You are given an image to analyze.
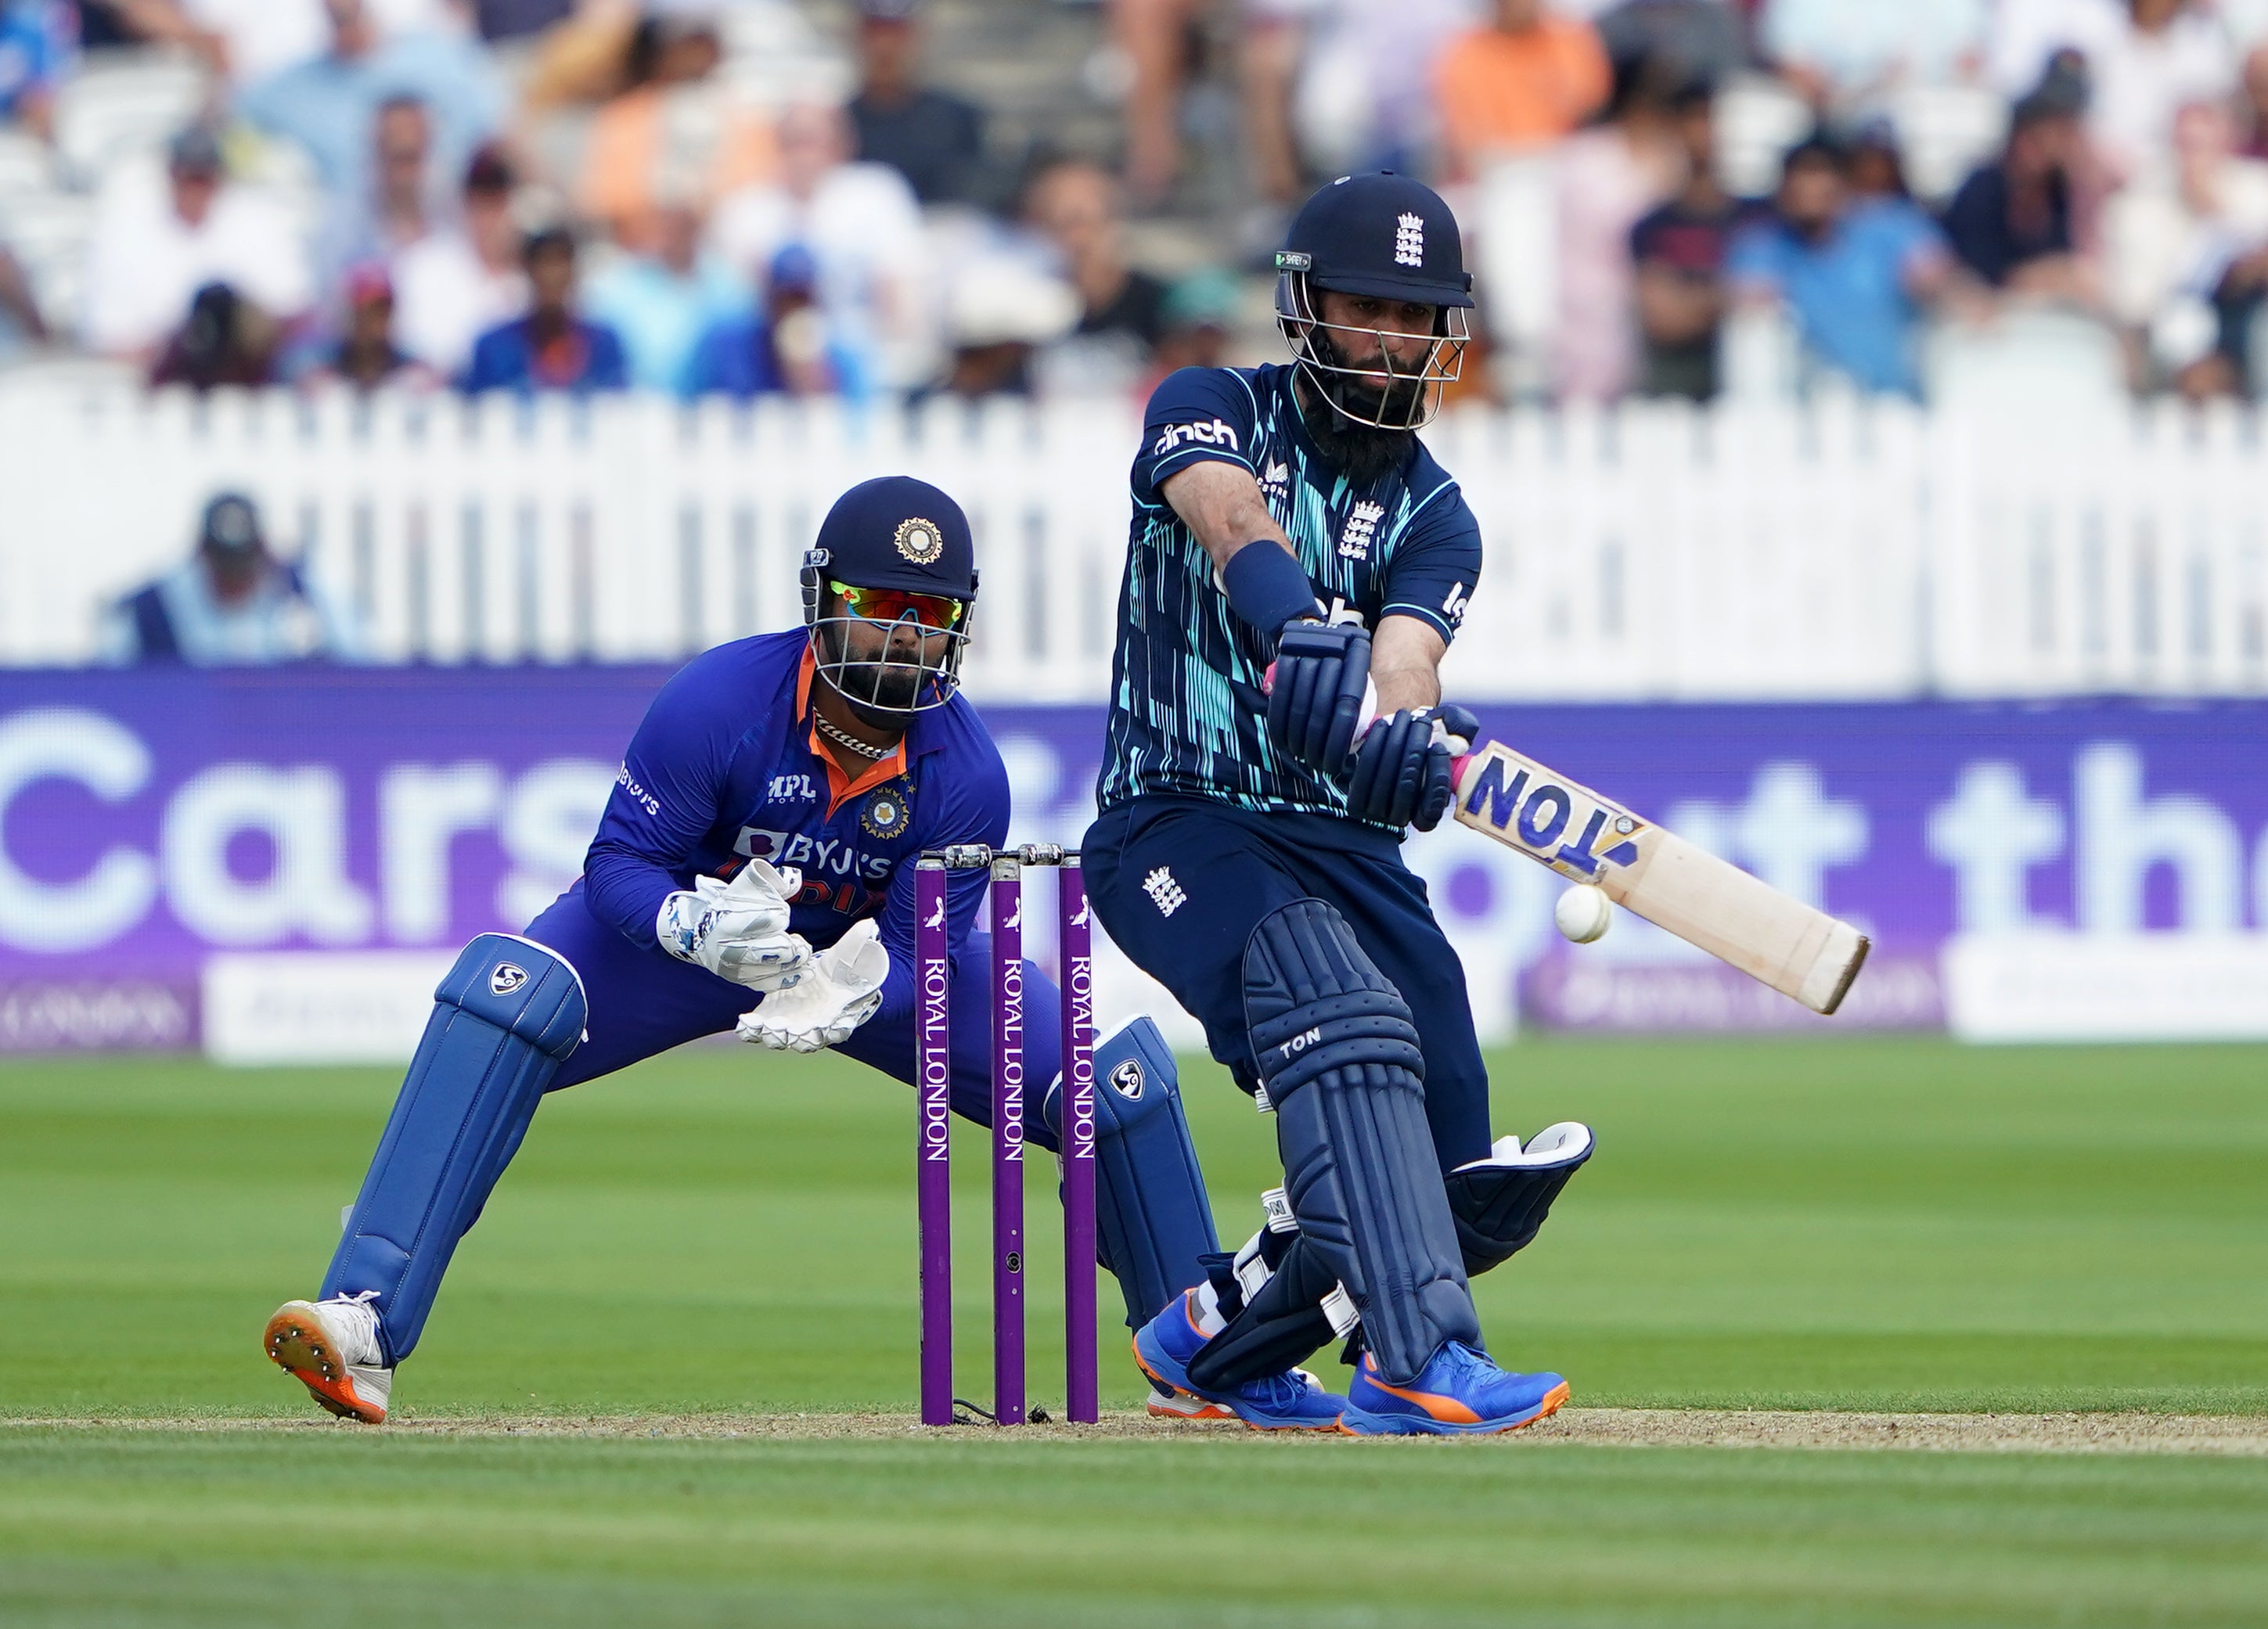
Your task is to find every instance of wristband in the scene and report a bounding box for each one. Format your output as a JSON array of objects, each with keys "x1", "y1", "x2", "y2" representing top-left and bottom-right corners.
[{"x1": 1221, "y1": 540, "x2": 1319, "y2": 638}]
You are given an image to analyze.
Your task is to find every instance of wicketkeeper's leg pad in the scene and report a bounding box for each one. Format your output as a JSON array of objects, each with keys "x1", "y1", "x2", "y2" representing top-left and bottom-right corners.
[
  {"x1": 1246, "y1": 898, "x2": 1480, "y2": 1386},
  {"x1": 321, "y1": 933, "x2": 585, "y2": 1363},
  {"x1": 1045, "y1": 1015, "x2": 1220, "y2": 1329},
  {"x1": 1445, "y1": 1122, "x2": 1594, "y2": 1276}
]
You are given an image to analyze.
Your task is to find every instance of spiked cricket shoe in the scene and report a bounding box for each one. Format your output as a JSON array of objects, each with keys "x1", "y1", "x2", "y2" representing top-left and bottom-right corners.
[
  {"x1": 1337, "y1": 1341, "x2": 1568, "y2": 1436},
  {"x1": 265, "y1": 1293, "x2": 393, "y2": 1423},
  {"x1": 1132, "y1": 1289, "x2": 1346, "y2": 1431}
]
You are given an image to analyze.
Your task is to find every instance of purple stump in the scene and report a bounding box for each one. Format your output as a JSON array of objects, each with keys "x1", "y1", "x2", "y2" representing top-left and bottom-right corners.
[
  {"x1": 1058, "y1": 858, "x2": 1100, "y2": 1423},
  {"x1": 915, "y1": 858, "x2": 953, "y2": 1426},
  {"x1": 989, "y1": 854, "x2": 1026, "y2": 1424}
]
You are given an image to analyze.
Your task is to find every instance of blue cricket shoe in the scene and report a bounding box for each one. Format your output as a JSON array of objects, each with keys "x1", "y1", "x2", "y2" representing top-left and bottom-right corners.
[
  {"x1": 1338, "y1": 1341, "x2": 1569, "y2": 1436},
  {"x1": 1132, "y1": 1289, "x2": 1348, "y2": 1431}
]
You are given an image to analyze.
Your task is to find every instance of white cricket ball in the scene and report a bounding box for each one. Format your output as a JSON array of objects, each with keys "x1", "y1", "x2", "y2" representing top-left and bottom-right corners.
[{"x1": 1554, "y1": 884, "x2": 1611, "y2": 944}]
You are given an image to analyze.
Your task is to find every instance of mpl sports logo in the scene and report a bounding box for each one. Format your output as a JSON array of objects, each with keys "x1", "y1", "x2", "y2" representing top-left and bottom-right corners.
[
  {"x1": 1461, "y1": 746, "x2": 1644, "y2": 880},
  {"x1": 1152, "y1": 419, "x2": 1240, "y2": 458}
]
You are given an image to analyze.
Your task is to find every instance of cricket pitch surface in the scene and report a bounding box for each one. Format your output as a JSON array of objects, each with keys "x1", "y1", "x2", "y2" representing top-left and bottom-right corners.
[{"x1": 16, "y1": 1409, "x2": 2268, "y2": 1455}]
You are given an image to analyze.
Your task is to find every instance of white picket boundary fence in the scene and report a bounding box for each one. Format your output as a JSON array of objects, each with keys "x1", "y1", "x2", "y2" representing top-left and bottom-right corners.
[{"x1": 2, "y1": 380, "x2": 2264, "y2": 699}]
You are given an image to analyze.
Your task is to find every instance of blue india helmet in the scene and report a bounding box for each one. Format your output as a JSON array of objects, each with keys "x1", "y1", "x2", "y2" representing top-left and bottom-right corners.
[
  {"x1": 1274, "y1": 172, "x2": 1474, "y2": 431},
  {"x1": 799, "y1": 475, "x2": 978, "y2": 718}
]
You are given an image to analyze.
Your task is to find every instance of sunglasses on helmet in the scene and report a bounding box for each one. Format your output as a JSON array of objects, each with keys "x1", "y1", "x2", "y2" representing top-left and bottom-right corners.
[{"x1": 830, "y1": 579, "x2": 967, "y2": 631}]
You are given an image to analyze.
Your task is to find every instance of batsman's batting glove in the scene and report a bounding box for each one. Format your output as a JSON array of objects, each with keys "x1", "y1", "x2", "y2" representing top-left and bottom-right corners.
[
  {"x1": 1348, "y1": 703, "x2": 1481, "y2": 832},
  {"x1": 1413, "y1": 703, "x2": 1480, "y2": 832},
  {"x1": 736, "y1": 918, "x2": 889, "y2": 1053},
  {"x1": 1265, "y1": 620, "x2": 1372, "y2": 775},
  {"x1": 658, "y1": 860, "x2": 813, "y2": 991}
]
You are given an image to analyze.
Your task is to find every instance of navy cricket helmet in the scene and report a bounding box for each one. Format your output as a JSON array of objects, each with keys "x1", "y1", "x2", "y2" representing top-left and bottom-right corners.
[
  {"x1": 800, "y1": 476, "x2": 978, "y2": 717},
  {"x1": 1275, "y1": 172, "x2": 1473, "y2": 430}
]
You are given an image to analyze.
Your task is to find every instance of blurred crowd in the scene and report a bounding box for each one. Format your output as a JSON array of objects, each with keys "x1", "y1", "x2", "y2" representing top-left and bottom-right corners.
[{"x1": 2, "y1": 0, "x2": 2267, "y2": 405}]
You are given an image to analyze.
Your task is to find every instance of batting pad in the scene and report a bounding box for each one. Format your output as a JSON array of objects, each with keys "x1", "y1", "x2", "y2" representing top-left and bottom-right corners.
[
  {"x1": 321, "y1": 933, "x2": 586, "y2": 1363},
  {"x1": 1045, "y1": 1016, "x2": 1220, "y2": 1328},
  {"x1": 1444, "y1": 1122, "x2": 1594, "y2": 1276},
  {"x1": 1245, "y1": 899, "x2": 1480, "y2": 1386}
]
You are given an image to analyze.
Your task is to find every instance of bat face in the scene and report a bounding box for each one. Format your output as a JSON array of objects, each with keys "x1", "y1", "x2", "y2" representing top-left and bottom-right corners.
[
  {"x1": 1456, "y1": 745, "x2": 1651, "y2": 883},
  {"x1": 1449, "y1": 741, "x2": 1870, "y2": 1016}
]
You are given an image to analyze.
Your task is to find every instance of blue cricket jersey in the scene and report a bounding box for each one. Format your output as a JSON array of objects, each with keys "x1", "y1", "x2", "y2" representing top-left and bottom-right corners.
[
  {"x1": 1098, "y1": 363, "x2": 1484, "y2": 822},
  {"x1": 579, "y1": 630, "x2": 1009, "y2": 1027}
]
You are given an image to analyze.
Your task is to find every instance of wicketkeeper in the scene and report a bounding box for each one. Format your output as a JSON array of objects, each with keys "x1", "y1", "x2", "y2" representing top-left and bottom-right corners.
[
  {"x1": 1087, "y1": 174, "x2": 1594, "y2": 1434},
  {"x1": 265, "y1": 477, "x2": 1246, "y2": 1423}
]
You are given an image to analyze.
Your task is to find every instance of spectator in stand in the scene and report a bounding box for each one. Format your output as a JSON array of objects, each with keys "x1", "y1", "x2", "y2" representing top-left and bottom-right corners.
[
  {"x1": 2097, "y1": 1, "x2": 2241, "y2": 185},
  {"x1": 2105, "y1": 96, "x2": 2268, "y2": 390},
  {"x1": 299, "y1": 262, "x2": 441, "y2": 390},
  {"x1": 2242, "y1": 41, "x2": 2268, "y2": 159},
  {"x1": 1024, "y1": 158, "x2": 1169, "y2": 395},
  {"x1": 1111, "y1": 0, "x2": 1203, "y2": 206},
  {"x1": 1630, "y1": 78, "x2": 1767, "y2": 397},
  {"x1": 1846, "y1": 117, "x2": 1913, "y2": 202},
  {"x1": 578, "y1": 5, "x2": 776, "y2": 254},
  {"x1": 0, "y1": 0, "x2": 73, "y2": 142},
  {"x1": 1940, "y1": 77, "x2": 2103, "y2": 304},
  {"x1": 1436, "y1": 0, "x2": 1614, "y2": 184},
  {"x1": 710, "y1": 99, "x2": 928, "y2": 392},
  {"x1": 1727, "y1": 133, "x2": 1961, "y2": 396},
  {"x1": 394, "y1": 143, "x2": 527, "y2": 376},
  {"x1": 683, "y1": 243, "x2": 860, "y2": 400},
  {"x1": 322, "y1": 94, "x2": 441, "y2": 278},
  {"x1": 237, "y1": 0, "x2": 504, "y2": 208},
  {"x1": 1995, "y1": 0, "x2": 2237, "y2": 184},
  {"x1": 931, "y1": 252, "x2": 1078, "y2": 399},
  {"x1": 847, "y1": 0, "x2": 985, "y2": 207},
  {"x1": 459, "y1": 226, "x2": 628, "y2": 393},
  {"x1": 1590, "y1": 1, "x2": 1749, "y2": 89},
  {"x1": 104, "y1": 491, "x2": 362, "y2": 665},
  {"x1": 81, "y1": 126, "x2": 314, "y2": 360},
  {"x1": 149, "y1": 279, "x2": 281, "y2": 388},
  {"x1": 1759, "y1": 0, "x2": 1989, "y2": 117},
  {"x1": 0, "y1": 241, "x2": 47, "y2": 360},
  {"x1": 1552, "y1": 54, "x2": 1686, "y2": 399},
  {"x1": 584, "y1": 191, "x2": 749, "y2": 390},
  {"x1": 1149, "y1": 264, "x2": 1238, "y2": 380}
]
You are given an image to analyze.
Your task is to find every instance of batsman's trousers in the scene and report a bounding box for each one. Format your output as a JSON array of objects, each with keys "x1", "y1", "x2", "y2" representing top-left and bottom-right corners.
[{"x1": 1082, "y1": 793, "x2": 1493, "y2": 1173}]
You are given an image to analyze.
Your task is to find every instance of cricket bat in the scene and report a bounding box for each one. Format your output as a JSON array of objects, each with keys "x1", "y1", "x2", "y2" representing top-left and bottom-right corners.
[{"x1": 1453, "y1": 740, "x2": 1870, "y2": 1016}]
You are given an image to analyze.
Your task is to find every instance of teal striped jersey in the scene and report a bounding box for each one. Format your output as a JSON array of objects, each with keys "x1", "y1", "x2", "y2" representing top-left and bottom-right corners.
[{"x1": 1098, "y1": 363, "x2": 1482, "y2": 820}]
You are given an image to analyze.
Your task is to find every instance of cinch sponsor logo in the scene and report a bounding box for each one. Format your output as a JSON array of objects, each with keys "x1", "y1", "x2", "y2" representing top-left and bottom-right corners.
[{"x1": 1152, "y1": 418, "x2": 1240, "y2": 457}]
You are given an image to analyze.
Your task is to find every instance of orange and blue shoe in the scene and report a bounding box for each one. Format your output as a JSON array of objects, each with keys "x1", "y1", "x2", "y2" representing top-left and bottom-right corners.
[
  {"x1": 1338, "y1": 1342, "x2": 1568, "y2": 1436},
  {"x1": 265, "y1": 1292, "x2": 393, "y2": 1423},
  {"x1": 1132, "y1": 1289, "x2": 1347, "y2": 1431}
]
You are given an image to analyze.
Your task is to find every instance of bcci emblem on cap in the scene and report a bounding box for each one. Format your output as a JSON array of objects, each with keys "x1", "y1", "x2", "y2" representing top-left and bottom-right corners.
[
  {"x1": 894, "y1": 516, "x2": 944, "y2": 564},
  {"x1": 860, "y1": 785, "x2": 913, "y2": 839}
]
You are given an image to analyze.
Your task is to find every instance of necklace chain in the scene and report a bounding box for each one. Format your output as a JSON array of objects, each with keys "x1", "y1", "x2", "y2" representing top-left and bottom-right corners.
[{"x1": 813, "y1": 712, "x2": 891, "y2": 761}]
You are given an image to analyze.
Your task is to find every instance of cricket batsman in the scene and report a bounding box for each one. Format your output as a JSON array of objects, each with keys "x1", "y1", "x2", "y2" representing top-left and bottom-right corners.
[
  {"x1": 263, "y1": 476, "x2": 1237, "y2": 1423},
  {"x1": 1087, "y1": 174, "x2": 1594, "y2": 1435}
]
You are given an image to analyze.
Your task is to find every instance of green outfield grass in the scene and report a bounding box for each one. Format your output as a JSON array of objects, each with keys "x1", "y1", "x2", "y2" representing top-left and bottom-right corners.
[{"x1": 3, "y1": 1037, "x2": 2265, "y2": 1626}]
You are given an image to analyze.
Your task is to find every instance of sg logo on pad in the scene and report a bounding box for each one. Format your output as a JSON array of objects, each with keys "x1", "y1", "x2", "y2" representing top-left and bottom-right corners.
[
  {"x1": 1108, "y1": 1059, "x2": 1145, "y2": 1101},
  {"x1": 489, "y1": 963, "x2": 527, "y2": 996}
]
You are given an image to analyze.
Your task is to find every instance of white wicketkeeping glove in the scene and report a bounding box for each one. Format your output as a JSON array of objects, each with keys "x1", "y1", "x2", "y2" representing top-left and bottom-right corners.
[
  {"x1": 736, "y1": 918, "x2": 890, "y2": 1053},
  {"x1": 657, "y1": 861, "x2": 813, "y2": 992}
]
